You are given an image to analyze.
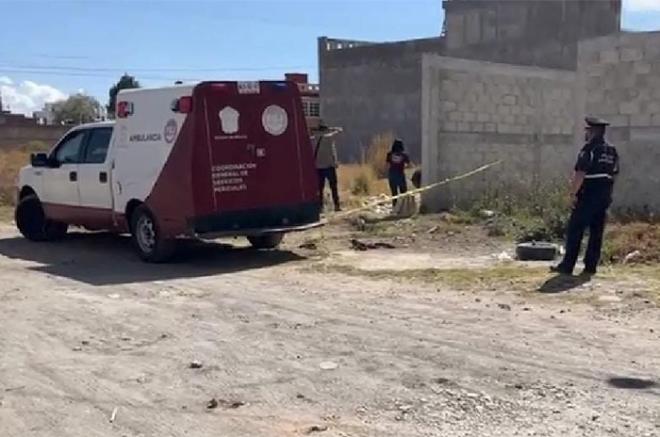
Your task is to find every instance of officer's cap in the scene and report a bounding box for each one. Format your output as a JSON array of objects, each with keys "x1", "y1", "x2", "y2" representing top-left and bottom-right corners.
[{"x1": 585, "y1": 116, "x2": 610, "y2": 127}]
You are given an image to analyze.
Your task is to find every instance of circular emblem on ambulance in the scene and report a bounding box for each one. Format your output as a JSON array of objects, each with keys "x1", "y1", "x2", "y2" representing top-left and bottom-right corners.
[
  {"x1": 262, "y1": 105, "x2": 288, "y2": 136},
  {"x1": 164, "y1": 119, "x2": 178, "y2": 144}
]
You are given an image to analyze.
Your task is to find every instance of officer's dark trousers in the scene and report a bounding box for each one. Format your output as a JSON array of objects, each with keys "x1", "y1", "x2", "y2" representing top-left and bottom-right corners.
[
  {"x1": 559, "y1": 200, "x2": 608, "y2": 273},
  {"x1": 318, "y1": 167, "x2": 340, "y2": 210}
]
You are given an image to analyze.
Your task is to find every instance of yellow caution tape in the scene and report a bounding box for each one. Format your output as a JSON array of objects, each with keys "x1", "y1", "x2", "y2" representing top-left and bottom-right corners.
[{"x1": 327, "y1": 160, "x2": 503, "y2": 222}]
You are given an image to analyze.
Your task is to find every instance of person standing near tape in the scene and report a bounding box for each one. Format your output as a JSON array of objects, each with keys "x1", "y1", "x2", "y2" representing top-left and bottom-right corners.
[
  {"x1": 551, "y1": 116, "x2": 619, "y2": 277},
  {"x1": 386, "y1": 139, "x2": 411, "y2": 207},
  {"x1": 313, "y1": 123, "x2": 343, "y2": 212}
]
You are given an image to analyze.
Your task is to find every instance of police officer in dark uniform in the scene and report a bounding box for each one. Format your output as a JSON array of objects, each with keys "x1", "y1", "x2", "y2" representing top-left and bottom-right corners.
[{"x1": 551, "y1": 116, "x2": 619, "y2": 276}]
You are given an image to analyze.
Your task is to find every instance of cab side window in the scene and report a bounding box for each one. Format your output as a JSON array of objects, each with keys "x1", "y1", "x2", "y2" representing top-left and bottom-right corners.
[
  {"x1": 53, "y1": 130, "x2": 86, "y2": 164},
  {"x1": 83, "y1": 127, "x2": 113, "y2": 164}
]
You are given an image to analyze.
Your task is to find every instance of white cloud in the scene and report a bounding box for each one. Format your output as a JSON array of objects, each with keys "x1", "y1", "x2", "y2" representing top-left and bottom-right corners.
[
  {"x1": 625, "y1": 0, "x2": 660, "y2": 11},
  {"x1": 0, "y1": 78, "x2": 67, "y2": 115}
]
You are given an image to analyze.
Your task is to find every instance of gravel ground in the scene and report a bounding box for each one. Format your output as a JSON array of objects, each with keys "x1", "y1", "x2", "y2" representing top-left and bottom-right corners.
[{"x1": 0, "y1": 225, "x2": 658, "y2": 437}]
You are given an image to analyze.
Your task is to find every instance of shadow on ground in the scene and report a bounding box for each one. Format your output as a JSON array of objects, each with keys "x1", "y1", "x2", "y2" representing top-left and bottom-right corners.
[
  {"x1": 608, "y1": 377, "x2": 658, "y2": 390},
  {"x1": 0, "y1": 232, "x2": 305, "y2": 286},
  {"x1": 538, "y1": 274, "x2": 591, "y2": 294}
]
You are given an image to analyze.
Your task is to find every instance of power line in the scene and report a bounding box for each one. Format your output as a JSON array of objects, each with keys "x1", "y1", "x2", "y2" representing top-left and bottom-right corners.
[{"x1": 0, "y1": 63, "x2": 316, "y2": 74}]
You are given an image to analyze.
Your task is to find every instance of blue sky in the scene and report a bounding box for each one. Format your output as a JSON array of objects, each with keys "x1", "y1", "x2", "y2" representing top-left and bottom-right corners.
[{"x1": 1, "y1": 0, "x2": 659, "y2": 114}]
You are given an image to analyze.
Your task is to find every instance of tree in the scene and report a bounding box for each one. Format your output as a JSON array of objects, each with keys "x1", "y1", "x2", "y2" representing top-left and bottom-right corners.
[
  {"x1": 107, "y1": 74, "x2": 140, "y2": 118},
  {"x1": 52, "y1": 94, "x2": 102, "y2": 125}
]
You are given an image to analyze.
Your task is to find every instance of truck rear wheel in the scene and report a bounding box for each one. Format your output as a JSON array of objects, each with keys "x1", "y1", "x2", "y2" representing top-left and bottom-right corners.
[
  {"x1": 130, "y1": 205, "x2": 176, "y2": 263},
  {"x1": 15, "y1": 195, "x2": 68, "y2": 241},
  {"x1": 247, "y1": 233, "x2": 284, "y2": 250}
]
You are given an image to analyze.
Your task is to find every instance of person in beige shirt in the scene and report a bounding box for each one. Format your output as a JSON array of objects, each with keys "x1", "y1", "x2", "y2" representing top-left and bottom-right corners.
[{"x1": 312, "y1": 124, "x2": 343, "y2": 212}]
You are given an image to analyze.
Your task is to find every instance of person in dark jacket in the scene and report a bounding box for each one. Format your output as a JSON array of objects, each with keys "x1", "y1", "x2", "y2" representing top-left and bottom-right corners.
[
  {"x1": 386, "y1": 139, "x2": 410, "y2": 207},
  {"x1": 551, "y1": 116, "x2": 619, "y2": 277}
]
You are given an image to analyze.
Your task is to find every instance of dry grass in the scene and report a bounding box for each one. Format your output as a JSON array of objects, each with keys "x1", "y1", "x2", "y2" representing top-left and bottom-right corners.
[
  {"x1": 0, "y1": 141, "x2": 48, "y2": 206},
  {"x1": 365, "y1": 132, "x2": 394, "y2": 179},
  {"x1": 602, "y1": 222, "x2": 660, "y2": 264},
  {"x1": 315, "y1": 263, "x2": 549, "y2": 292},
  {"x1": 337, "y1": 164, "x2": 388, "y2": 198}
]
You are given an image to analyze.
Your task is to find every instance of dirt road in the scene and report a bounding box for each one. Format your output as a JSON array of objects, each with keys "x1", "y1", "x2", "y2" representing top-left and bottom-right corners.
[{"x1": 0, "y1": 226, "x2": 658, "y2": 436}]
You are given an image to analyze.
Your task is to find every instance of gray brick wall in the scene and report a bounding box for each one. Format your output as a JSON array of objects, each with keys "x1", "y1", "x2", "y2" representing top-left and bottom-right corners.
[
  {"x1": 421, "y1": 55, "x2": 578, "y2": 212},
  {"x1": 577, "y1": 31, "x2": 660, "y2": 213}
]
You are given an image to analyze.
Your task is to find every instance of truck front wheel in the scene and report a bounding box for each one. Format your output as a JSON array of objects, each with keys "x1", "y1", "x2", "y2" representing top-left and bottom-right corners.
[
  {"x1": 247, "y1": 233, "x2": 284, "y2": 250},
  {"x1": 15, "y1": 195, "x2": 68, "y2": 241}
]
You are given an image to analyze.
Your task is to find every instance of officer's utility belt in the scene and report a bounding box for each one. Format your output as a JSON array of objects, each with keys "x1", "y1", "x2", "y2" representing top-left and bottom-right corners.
[{"x1": 584, "y1": 174, "x2": 613, "y2": 180}]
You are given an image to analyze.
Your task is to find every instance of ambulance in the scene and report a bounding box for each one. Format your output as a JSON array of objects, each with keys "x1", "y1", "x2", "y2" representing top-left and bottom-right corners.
[{"x1": 15, "y1": 81, "x2": 322, "y2": 262}]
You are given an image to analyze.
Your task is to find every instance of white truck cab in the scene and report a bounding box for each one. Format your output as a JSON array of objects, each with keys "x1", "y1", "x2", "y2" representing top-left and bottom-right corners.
[{"x1": 16, "y1": 81, "x2": 322, "y2": 262}]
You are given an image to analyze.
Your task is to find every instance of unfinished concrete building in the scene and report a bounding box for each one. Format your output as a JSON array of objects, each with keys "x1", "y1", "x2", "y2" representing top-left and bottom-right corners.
[
  {"x1": 319, "y1": 0, "x2": 660, "y2": 213},
  {"x1": 319, "y1": 0, "x2": 621, "y2": 162}
]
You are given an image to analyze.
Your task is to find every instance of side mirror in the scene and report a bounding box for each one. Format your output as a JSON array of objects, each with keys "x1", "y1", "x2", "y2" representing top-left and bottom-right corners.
[{"x1": 30, "y1": 153, "x2": 49, "y2": 168}]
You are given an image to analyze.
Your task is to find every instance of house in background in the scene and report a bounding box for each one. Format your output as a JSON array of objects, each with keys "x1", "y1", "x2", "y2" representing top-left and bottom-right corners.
[{"x1": 285, "y1": 73, "x2": 320, "y2": 131}]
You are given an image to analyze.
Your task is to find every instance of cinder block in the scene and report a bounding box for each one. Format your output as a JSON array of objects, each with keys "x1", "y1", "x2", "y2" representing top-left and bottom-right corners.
[
  {"x1": 619, "y1": 101, "x2": 640, "y2": 115},
  {"x1": 631, "y1": 114, "x2": 651, "y2": 127},
  {"x1": 607, "y1": 115, "x2": 629, "y2": 127},
  {"x1": 634, "y1": 61, "x2": 652, "y2": 75},
  {"x1": 621, "y1": 47, "x2": 644, "y2": 63},
  {"x1": 464, "y1": 112, "x2": 477, "y2": 122},
  {"x1": 502, "y1": 94, "x2": 517, "y2": 105},
  {"x1": 484, "y1": 123, "x2": 497, "y2": 132},
  {"x1": 477, "y1": 113, "x2": 490, "y2": 123},
  {"x1": 442, "y1": 101, "x2": 457, "y2": 112},
  {"x1": 471, "y1": 122, "x2": 484, "y2": 132},
  {"x1": 443, "y1": 121, "x2": 458, "y2": 132},
  {"x1": 600, "y1": 49, "x2": 619, "y2": 64},
  {"x1": 449, "y1": 112, "x2": 461, "y2": 122},
  {"x1": 457, "y1": 122, "x2": 470, "y2": 132},
  {"x1": 498, "y1": 105, "x2": 511, "y2": 116},
  {"x1": 652, "y1": 114, "x2": 660, "y2": 126},
  {"x1": 497, "y1": 123, "x2": 512, "y2": 134}
]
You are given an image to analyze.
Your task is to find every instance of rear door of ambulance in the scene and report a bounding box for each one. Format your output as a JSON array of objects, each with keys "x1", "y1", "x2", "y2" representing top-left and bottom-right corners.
[{"x1": 194, "y1": 81, "x2": 317, "y2": 221}]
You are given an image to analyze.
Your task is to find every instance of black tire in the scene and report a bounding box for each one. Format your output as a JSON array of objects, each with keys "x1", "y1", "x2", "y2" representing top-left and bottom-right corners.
[
  {"x1": 516, "y1": 242, "x2": 558, "y2": 261},
  {"x1": 247, "y1": 233, "x2": 284, "y2": 249},
  {"x1": 15, "y1": 195, "x2": 68, "y2": 241},
  {"x1": 130, "y1": 205, "x2": 176, "y2": 263}
]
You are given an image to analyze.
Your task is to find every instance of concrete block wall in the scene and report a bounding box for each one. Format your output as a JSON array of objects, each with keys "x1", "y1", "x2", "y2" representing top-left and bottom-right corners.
[
  {"x1": 443, "y1": 0, "x2": 622, "y2": 71},
  {"x1": 318, "y1": 37, "x2": 445, "y2": 162},
  {"x1": 0, "y1": 125, "x2": 69, "y2": 149},
  {"x1": 577, "y1": 31, "x2": 660, "y2": 213},
  {"x1": 421, "y1": 55, "x2": 578, "y2": 212}
]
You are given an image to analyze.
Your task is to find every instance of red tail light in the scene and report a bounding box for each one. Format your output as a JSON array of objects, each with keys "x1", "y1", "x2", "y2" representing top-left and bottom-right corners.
[
  {"x1": 117, "y1": 101, "x2": 133, "y2": 118},
  {"x1": 178, "y1": 96, "x2": 193, "y2": 113},
  {"x1": 171, "y1": 96, "x2": 193, "y2": 113}
]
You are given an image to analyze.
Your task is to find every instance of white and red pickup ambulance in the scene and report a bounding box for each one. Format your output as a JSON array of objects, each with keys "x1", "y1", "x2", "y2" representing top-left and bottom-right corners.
[{"x1": 15, "y1": 81, "x2": 322, "y2": 262}]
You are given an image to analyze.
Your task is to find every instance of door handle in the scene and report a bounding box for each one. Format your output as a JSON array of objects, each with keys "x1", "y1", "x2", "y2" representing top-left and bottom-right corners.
[
  {"x1": 99, "y1": 171, "x2": 108, "y2": 183},
  {"x1": 69, "y1": 171, "x2": 77, "y2": 182}
]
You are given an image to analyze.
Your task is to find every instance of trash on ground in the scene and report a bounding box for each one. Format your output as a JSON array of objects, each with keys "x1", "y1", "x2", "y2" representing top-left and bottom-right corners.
[
  {"x1": 299, "y1": 242, "x2": 318, "y2": 250},
  {"x1": 319, "y1": 361, "x2": 339, "y2": 371},
  {"x1": 623, "y1": 250, "x2": 641, "y2": 264},
  {"x1": 305, "y1": 425, "x2": 329, "y2": 434},
  {"x1": 350, "y1": 239, "x2": 396, "y2": 251},
  {"x1": 495, "y1": 251, "x2": 514, "y2": 262},
  {"x1": 189, "y1": 360, "x2": 203, "y2": 369}
]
